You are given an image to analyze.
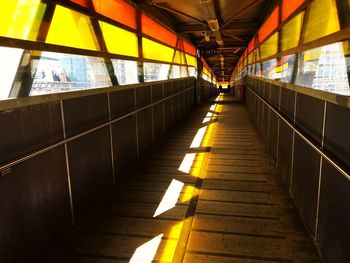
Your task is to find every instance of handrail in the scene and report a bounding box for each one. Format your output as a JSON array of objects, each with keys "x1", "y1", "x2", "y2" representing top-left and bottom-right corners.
[
  {"x1": 0, "y1": 85, "x2": 196, "y2": 176},
  {"x1": 245, "y1": 84, "x2": 350, "y2": 183}
]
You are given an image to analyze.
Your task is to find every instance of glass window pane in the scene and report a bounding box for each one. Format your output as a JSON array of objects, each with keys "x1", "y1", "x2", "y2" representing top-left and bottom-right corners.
[
  {"x1": 169, "y1": 65, "x2": 180, "y2": 79},
  {"x1": 0, "y1": 47, "x2": 23, "y2": 100},
  {"x1": 112, "y1": 59, "x2": 138, "y2": 85},
  {"x1": 174, "y1": 51, "x2": 186, "y2": 65},
  {"x1": 281, "y1": 12, "x2": 303, "y2": 51},
  {"x1": 92, "y1": 0, "x2": 137, "y2": 29},
  {"x1": 144, "y1": 63, "x2": 170, "y2": 82},
  {"x1": 141, "y1": 14, "x2": 177, "y2": 47},
  {"x1": 295, "y1": 42, "x2": 350, "y2": 95},
  {"x1": 281, "y1": 0, "x2": 304, "y2": 21},
  {"x1": 31, "y1": 51, "x2": 112, "y2": 95},
  {"x1": 260, "y1": 32, "x2": 278, "y2": 60},
  {"x1": 258, "y1": 7, "x2": 279, "y2": 43},
  {"x1": 0, "y1": 0, "x2": 46, "y2": 41},
  {"x1": 186, "y1": 54, "x2": 197, "y2": 68},
  {"x1": 46, "y1": 5, "x2": 99, "y2": 51},
  {"x1": 99, "y1": 21, "x2": 138, "y2": 57},
  {"x1": 143, "y1": 38, "x2": 174, "y2": 63},
  {"x1": 302, "y1": 0, "x2": 340, "y2": 43}
]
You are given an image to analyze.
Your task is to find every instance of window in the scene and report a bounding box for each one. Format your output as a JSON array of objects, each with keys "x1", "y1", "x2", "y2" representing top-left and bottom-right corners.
[
  {"x1": 260, "y1": 32, "x2": 278, "y2": 60},
  {"x1": 142, "y1": 38, "x2": 174, "y2": 63},
  {"x1": 112, "y1": 59, "x2": 138, "y2": 85},
  {"x1": 30, "y1": 52, "x2": 112, "y2": 95},
  {"x1": 302, "y1": 0, "x2": 340, "y2": 43},
  {"x1": 281, "y1": 13, "x2": 303, "y2": 51},
  {"x1": 46, "y1": 5, "x2": 99, "y2": 51},
  {"x1": 99, "y1": 21, "x2": 138, "y2": 57},
  {"x1": 0, "y1": 0, "x2": 46, "y2": 41},
  {"x1": 295, "y1": 42, "x2": 350, "y2": 95},
  {"x1": 0, "y1": 47, "x2": 24, "y2": 100},
  {"x1": 144, "y1": 63, "x2": 170, "y2": 82}
]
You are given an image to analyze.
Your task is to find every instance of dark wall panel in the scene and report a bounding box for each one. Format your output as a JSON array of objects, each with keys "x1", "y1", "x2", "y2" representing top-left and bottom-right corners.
[
  {"x1": 137, "y1": 108, "x2": 153, "y2": 155},
  {"x1": 268, "y1": 112, "x2": 278, "y2": 160},
  {"x1": 292, "y1": 135, "x2": 320, "y2": 235},
  {"x1": 136, "y1": 86, "x2": 152, "y2": 109},
  {"x1": 270, "y1": 85, "x2": 280, "y2": 108},
  {"x1": 112, "y1": 116, "x2": 137, "y2": 174},
  {"x1": 324, "y1": 102, "x2": 350, "y2": 168},
  {"x1": 317, "y1": 162, "x2": 350, "y2": 263},
  {"x1": 164, "y1": 99, "x2": 173, "y2": 130},
  {"x1": 68, "y1": 127, "x2": 113, "y2": 221},
  {"x1": 63, "y1": 94, "x2": 108, "y2": 137},
  {"x1": 109, "y1": 89, "x2": 135, "y2": 118},
  {"x1": 164, "y1": 82, "x2": 173, "y2": 97},
  {"x1": 262, "y1": 104, "x2": 269, "y2": 144},
  {"x1": 0, "y1": 147, "x2": 70, "y2": 263},
  {"x1": 152, "y1": 103, "x2": 164, "y2": 140},
  {"x1": 278, "y1": 121, "x2": 293, "y2": 188},
  {"x1": 295, "y1": 93, "x2": 324, "y2": 145},
  {"x1": 280, "y1": 88, "x2": 295, "y2": 121},
  {"x1": 0, "y1": 102, "x2": 63, "y2": 164},
  {"x1": 152, "y1": 83, "x2": 163, "y2": 102}
]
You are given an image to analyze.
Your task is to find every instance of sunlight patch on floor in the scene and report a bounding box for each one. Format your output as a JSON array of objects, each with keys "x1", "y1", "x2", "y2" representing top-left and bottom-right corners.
[{"x1": 153, "y1": 179, "x2": 184, "y2": 217}]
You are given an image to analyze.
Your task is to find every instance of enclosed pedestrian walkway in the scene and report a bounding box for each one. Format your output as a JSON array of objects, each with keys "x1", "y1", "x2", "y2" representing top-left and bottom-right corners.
[
  {"x1": 43, "y1": 95, "x2": 320, "y2": 262},
  {"x1": 1, "y1": 0, "x2": 350, "y2": 262}
]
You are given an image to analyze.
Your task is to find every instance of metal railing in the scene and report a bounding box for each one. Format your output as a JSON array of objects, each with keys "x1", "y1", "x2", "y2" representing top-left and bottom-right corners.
[
  {"x1": 0, "y1": 85, "x2": 196, "y2": 176},
  {"x1": 245, "y1": 84, "x2": 350, "y2": 182}
]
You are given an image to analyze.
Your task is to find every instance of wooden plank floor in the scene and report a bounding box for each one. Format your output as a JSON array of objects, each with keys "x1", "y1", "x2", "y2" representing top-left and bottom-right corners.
[{"x1": 47, "y1": 95, "x2": 320, "y2": 263}]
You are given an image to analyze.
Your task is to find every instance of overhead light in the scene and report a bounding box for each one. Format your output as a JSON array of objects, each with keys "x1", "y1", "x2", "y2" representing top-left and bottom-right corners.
[
  {"x1": 217, "y1": 40, "x2": 224, "y2": 46},
  {"x1": 207, "y1": 18, "x2": 220, "y2": 31}
]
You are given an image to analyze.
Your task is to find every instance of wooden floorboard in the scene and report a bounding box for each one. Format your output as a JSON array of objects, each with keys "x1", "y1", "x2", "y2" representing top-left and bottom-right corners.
[{"x1": 46, "y1": 95, "x2": 320, "y2": 262}]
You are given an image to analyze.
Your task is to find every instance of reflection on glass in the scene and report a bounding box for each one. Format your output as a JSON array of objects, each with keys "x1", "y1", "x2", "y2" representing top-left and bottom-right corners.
[
  {"x1": 280, "y1": 55, "x2": 296, "y2": 83},
  {"x1": 295, "y1": 42, "x2": 350, "y2": 95},
  {"x1": 112, "y1": 59, "x2": 138, "y2": 85},
  {"x1": 30, "y1": 52, "x2": 112, "y2": 95},
  {"x1": 262, "y1": 59, "x2": 278, "y2": 80},
  {"x1": 169, "y1": 65, "x2": 180, "y2": 79},
  {"x1": 180, "y1": 66, "x2": 188, "y2": 78},
  {"x1": 202, "y1": 73, "x2": 211, "y2": 82},
  {"x1": 188, "y1": 67, "x2": 197, "y2": 77},
  {"x1": 0, "y1": 47, "x2": 24, "y2": 100},
  {"x1": 144, "y1": 62, "x2": 170, "y2": 82}
]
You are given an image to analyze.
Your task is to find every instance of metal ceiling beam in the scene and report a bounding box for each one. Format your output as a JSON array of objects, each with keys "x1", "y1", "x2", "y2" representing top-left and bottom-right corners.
[
  {"x1": 177, "y1": 21, "x2": 257, "y2": 33},
  {"x1": 221, "y1": 0, "x2": 265, "y2": 29},
  {"x1": 150, "y1": 2, "x2": 208, "y2": 26}
]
